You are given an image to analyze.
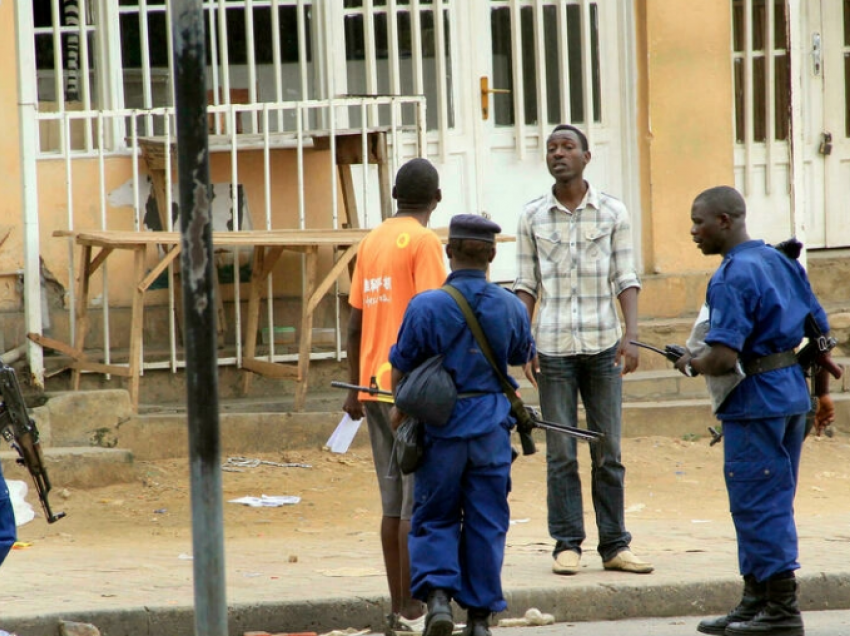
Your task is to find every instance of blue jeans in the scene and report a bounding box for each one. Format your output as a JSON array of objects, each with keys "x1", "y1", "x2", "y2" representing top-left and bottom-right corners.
[{"x1": 538, "y1": 346, "x2": 631, "y2": 562}]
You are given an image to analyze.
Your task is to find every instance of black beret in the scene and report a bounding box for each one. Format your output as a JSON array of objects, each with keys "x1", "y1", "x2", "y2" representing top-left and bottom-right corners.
[{"x1": 449, "y1": 214, "x2": 502, "y2": 243}]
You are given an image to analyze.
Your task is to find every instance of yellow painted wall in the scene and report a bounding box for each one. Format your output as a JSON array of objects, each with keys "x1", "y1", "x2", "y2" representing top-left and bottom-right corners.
[
  {"x1": 0, "y1": 5, "x2": 24, "y2": 311},
  {"x1": 639, "y1": 0, "x2": 736, "y2": 274}
]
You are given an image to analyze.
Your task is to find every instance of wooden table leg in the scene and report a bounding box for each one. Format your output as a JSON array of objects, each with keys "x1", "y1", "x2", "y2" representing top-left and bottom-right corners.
[
  {"x1": 375, "y1": 132, "x2": 392, "y2": 221},
  {"x1": 240, "y1": 245, "x2": 287, "y2": 395},
  {"x1": 71, "y1": 244, "x2": 92, "y2": 391},
  {"x1": 338, "y1": 164, "x2": 360, "y2": 230},
  {"x1": 127, "y1": 246, "x2": 146, "y2": 412},
  {"x1": 240, "y1": 246, "x2": 265, "y2": 396},
  {"x1": 294, "y1": 247, "x2": 318, "y2": 411}
]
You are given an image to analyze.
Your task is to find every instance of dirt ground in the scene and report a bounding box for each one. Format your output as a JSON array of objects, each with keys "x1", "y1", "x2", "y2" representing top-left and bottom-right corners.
[{"x1": 13, "y1": 432, "x2": 850, "y2": 557}]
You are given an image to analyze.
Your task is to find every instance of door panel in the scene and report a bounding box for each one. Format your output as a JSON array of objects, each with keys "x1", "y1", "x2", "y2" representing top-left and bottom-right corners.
[
  {"x1": 738, "y1": 0, "x2": 850, "y2": 249},
  {"x1": 470, "y1": 0, "x2": 629, "y2": 282},
  {"x1": 822, "y1": 0, "x2": 850, "y2": 246}
]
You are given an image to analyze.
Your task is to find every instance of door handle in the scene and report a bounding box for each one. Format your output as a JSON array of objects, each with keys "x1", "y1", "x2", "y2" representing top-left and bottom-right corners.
[
  {"x1": 819, "y1": 132, "x2": 832, "y2": 156},
  {"x1": 480, "y1": 76, "x2": 511, "y2": 120}
]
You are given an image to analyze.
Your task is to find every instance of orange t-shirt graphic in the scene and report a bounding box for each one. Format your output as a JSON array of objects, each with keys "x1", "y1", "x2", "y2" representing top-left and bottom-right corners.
[{"x1": 349, "y1": 216, "x2": 446, "y2": 401}]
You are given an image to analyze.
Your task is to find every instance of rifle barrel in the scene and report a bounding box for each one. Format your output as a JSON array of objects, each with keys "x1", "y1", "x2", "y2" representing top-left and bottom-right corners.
[
  {"x1": 532, "y1": 419, "x2": 604, "y2": 442},
  {"x1": 629, "y1": 340, "x2": 668, "y2": 357},
  {"x1": 330, "y1": 381, "x2": 393, "y2": 397}
]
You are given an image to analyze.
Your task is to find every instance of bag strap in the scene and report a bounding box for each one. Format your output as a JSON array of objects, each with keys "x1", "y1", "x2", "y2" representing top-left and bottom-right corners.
[{"x1": 441, "y1": 284, "x2": 525, "y2": 413}]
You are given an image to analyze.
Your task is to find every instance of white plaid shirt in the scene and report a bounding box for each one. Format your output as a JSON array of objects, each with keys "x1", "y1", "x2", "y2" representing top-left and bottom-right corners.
[{"x1": 512, "y1": 184, "x2": 640, "y2": 356}]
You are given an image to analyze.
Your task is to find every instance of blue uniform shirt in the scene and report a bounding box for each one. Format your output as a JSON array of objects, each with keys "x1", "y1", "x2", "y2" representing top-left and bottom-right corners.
[
  {"x1": 705, "y1": 240, "x2": 829, "y2": 421},
  {"x1": 389, "y1": 269, "x2": 536, "y2": 439}
]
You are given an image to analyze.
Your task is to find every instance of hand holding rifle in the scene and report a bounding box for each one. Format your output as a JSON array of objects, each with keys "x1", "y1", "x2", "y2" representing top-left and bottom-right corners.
[{"x1": 630, "y1": 340, "x2": 698, "y2": 377}]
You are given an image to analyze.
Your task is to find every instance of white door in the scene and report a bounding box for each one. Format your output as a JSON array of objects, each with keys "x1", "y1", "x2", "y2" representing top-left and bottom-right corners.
[
  {"x1": 820, "y1": 0, "x2": 850, "y2": 246},
  {"x1": 745, "y1": 0, "x2": 850, "y2": 248},
  {"x1": 464, "y1": 0, "x2": 638, "y2": 282}
]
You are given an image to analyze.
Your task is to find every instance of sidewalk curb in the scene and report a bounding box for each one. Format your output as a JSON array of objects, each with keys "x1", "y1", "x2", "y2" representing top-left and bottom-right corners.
[{"x1": 6, "y1": 573, "x2": 850, "y2": 636}]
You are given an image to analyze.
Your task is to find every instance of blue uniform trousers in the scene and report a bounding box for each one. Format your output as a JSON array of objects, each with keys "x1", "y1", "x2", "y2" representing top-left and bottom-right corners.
[
  {"x1": 409, "y1": 427, "x2": 512, "y2": 613},
  {"x1": 0, "y1": 463, "x2": 17, "y2": 566},
  {"x1": 722, "y1": 413, "x2": 805, "y2": 582}
]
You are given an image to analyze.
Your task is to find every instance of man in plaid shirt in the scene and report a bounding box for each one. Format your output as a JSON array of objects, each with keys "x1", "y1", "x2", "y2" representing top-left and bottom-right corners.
[{"x1": 513, "y1": 124, "x2": 652, "y2": 576}]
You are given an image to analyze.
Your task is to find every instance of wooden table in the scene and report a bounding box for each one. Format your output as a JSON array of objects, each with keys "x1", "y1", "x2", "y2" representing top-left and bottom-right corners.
[
  {"x1": 40, "y1": 227, "x2": 515, "y2": 412},
  {"x1": 45, "y1": 229, "x2": 371, "y2": 412}
]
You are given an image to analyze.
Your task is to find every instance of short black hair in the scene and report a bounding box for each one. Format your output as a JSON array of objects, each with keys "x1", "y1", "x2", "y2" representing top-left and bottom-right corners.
[
  {"x1": 550, "y1": 124, "x2": 589, "y2": 151},
  {"x1": 693, "y1": 186, "x2": 746, "y2": 219},
  {"x1": 393, "y1": 158, "x2": 440, "y2": 209},
  {"x1": 448, "y1": 238, "x2": 493, "y2": 267}
]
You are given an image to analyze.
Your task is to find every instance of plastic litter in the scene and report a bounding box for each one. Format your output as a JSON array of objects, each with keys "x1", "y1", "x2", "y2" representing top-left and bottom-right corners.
[
  {"x1": 7, "y1": 480, "x2": 35, "y2": 526},
  {"x1": 497, "y1": 608, "x2": 555, "y2": 628},
  {"x1": 228, "y1": 495, "x2": 301, "y2": 507}
]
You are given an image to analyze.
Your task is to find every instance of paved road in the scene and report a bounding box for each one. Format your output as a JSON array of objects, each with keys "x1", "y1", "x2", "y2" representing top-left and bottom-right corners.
[{"x1": 494, "y1": 609, "x2": 850, "y2": 636}]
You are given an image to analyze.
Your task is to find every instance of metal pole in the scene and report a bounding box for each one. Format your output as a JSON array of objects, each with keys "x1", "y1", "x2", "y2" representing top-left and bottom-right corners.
[
  {"x1": 787, "y1": 0, "x2": 808, "y2": 269},
  {"x1": 13, "y1": 0, "x2": 45, "y2": 389},
  {"x1": 170, "y1": 1, "x2": 228, "y2": 635}
]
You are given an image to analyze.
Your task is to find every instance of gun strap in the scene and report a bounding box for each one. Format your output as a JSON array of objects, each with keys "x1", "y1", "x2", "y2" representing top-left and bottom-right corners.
[{"x1": 440, "y1": 284, "x2": 526, "y2": 414}]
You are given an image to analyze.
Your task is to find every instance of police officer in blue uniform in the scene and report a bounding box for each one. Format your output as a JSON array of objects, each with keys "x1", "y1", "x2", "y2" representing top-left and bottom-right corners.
[
  {"x1": 674, "y1": 186, "x2": 830, "y2": 636},
  {"x1": 389, "y1": 214, "x2": 535, "y2": 636}
]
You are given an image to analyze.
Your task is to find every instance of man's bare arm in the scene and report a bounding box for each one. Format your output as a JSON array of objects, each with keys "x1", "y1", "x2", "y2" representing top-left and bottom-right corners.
[{"x1": 343, "y1": 308, "x2": 365, "y2": 420}]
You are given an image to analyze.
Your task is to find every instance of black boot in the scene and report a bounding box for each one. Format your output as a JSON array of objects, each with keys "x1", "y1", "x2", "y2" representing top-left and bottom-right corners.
[
  {"x1": 461, "y1": 608, "x2": 491, "y2": 636},
  {"x1": 697, "y1": 575, "x2": 767, "y2": 635},
  {"x1": 423, "y1": 589, "x2": 454, "y2": 636},
  {"x1": 725, "y1": 575, "x2": 804, "y2": 636}
]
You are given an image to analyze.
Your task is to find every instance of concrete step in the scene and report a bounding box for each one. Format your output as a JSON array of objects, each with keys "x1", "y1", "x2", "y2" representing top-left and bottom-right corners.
[
  {"x1": 0, "y1": 446, "x2": 135, "y2": 490},
  {"x1": 116, "y1": 409, "x2": 362, "y2": 461},
  {"x1": 6, "y1": 390, "x2": 849, "y2": 490}
]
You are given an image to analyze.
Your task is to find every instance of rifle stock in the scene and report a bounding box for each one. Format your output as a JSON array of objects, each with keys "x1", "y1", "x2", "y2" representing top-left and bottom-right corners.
[{"x1": 0, "y1": 362, "x2": 65, "y2": 523}]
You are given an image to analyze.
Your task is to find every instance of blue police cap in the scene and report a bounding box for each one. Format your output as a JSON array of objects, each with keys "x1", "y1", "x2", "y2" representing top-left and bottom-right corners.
[{"x1": 449, "y1": 214, "x2": 502, "y2": 243}]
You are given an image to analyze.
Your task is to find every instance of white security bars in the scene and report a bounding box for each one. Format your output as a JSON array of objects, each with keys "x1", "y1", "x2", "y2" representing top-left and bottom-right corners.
[
  {"x1": 732, "y1": 0, "x2": 791, "y2": 196},
  {"x1": 32, "y1": 96, "x2": 426, "y2": 379}
]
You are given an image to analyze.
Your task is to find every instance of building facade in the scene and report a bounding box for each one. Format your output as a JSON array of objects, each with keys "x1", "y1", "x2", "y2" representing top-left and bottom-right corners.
[{"x1": 1, "y1": 0, "x2": 847, "y2": 387}]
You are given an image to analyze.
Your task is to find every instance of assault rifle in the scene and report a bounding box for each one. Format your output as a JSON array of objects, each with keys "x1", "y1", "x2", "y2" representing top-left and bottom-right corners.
[
  {"x1": 331, "y1": 380, "x2": 605, "y2": 454},
  {"x1": 0, "y1": 361, "x2": 65, "y2": 523}
]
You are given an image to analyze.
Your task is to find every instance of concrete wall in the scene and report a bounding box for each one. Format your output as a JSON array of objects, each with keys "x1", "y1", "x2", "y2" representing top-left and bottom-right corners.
[
  {"x1": 0, "y1": 4, "x2": 25, "y2": 313},
  {"x1": 637, "y1": 0, "x2": 736, "y2": 275}
]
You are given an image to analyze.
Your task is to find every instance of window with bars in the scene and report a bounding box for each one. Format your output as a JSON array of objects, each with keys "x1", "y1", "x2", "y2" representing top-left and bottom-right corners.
[
  {"x1": 33, "y1": 0, "x2": 97, "y2": 104},
  {"x1": 732, "y1": 0, "x2": 791, "y2": 144},
  {"x1": 31, "y1": 0, "x2": 321, "y2": 148},
  {"x1": 490, "y1": 1, "x2": 601, "y2": 128},
  {"x1": 342, "y1": 1, "x2": 454, "y2": 131}
]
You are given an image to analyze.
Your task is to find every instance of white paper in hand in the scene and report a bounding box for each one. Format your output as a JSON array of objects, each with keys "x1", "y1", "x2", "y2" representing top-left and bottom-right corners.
[{"x1": 327, "y1": 413, "x2": 363, "y2": 454}]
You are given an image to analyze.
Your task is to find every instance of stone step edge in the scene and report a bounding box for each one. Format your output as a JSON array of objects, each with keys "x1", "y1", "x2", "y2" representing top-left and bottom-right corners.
[{"x1": 0, "y1": 446, "x2": 136, "y2": 490}]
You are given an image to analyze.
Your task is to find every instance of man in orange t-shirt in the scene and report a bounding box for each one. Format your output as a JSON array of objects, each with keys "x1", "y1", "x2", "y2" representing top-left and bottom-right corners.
[{"x1": 344, "y1": 158, "x2": 446, "y2": 632}]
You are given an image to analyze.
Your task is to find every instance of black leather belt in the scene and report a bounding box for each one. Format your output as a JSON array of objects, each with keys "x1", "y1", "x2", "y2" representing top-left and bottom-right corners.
[{"x1": 742, "y1": 350, "x2": 798, "y2": 375}]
